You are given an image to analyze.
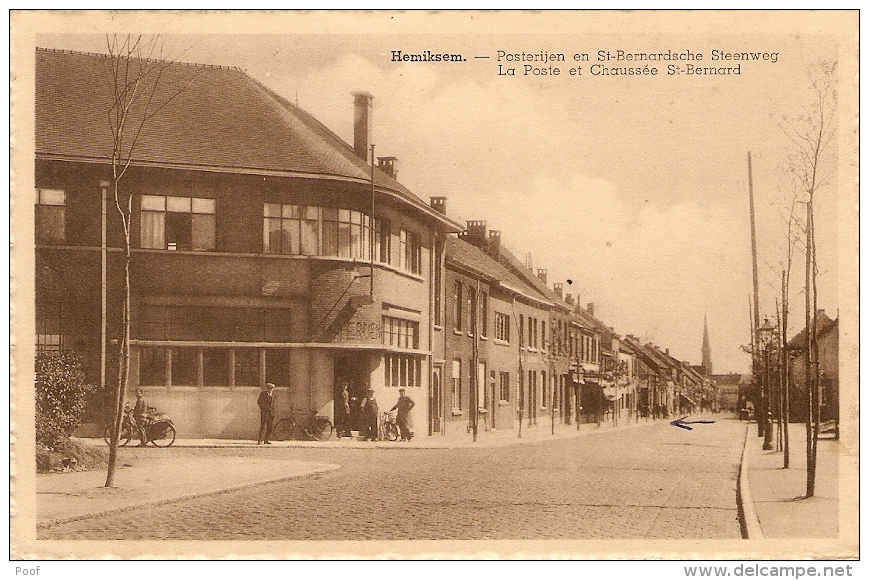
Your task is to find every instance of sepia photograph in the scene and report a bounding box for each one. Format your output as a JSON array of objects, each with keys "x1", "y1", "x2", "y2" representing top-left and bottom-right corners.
[{"x1": 9, "y1": 9, "x2": 859, "y2": 563}]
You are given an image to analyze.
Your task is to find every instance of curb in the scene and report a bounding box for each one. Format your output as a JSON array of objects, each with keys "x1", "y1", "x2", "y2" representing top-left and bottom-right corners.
[
  {"x1": 736, "y1": 423, "x2": 764, "y2": 540},
  {"x1": 37, "y1": 463, "x2": 340, "y2": 530}
]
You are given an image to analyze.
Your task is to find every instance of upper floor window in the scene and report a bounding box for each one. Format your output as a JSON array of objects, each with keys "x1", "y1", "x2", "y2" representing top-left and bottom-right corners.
[
  {"x1": 453, "y1": 281, "x2": 463, "y2": 331},
  {"x1": 35, "y1": 188, "x2": 65, "y2": 244},
  {"x1": 142, "y1": 195, "x2": 215, "y2": 251},
  {"x1": 264, "y1": 203, "x2": 319, "y2": 255},
  {"x1": 479, "y1": 293, "x2": 488, "y2": 337},
  {"x1": 399, "y1": 229, "x2": 421, "y2": 274},
  {"x1": 381, "y1": 316, "x2": 419, "y2": 349},
  {"x1": 495, "y1": 312, "x2": 510, "y2": 342}
]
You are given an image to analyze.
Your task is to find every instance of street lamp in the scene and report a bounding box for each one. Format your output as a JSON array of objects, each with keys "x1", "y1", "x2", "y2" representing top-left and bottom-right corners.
[{"x1": 757, "y1": 318, "x2": 777, "y2": 450}]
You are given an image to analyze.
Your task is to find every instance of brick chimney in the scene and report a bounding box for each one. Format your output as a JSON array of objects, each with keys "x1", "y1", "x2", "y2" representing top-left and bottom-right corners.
[
  {"x1": 486, "y1": 230, "x2": 501, "y2": 257},
  {"x1": 430, "y1": 197, "x2": 446, "y2": 214},
  {"x1": 565, "y1": 293, "x2": 575, "y2": 306},
  {"x1": 537, "y1": 269, "x2": 547, "y2": 285},
  {"x1": 353, "y1": 92, "x2": 373, "y2": 161},
  {"x1": 553, "y1": 282, "x2": 563, "y2": 300},
  {"x1": 587, "y1": 302, "x2": 595, "y2": 316},
  {"x1": 461, "y1": 220, "x2": 487, "y2": 249},
  {"x1": 377, "y1": 156, "x2": 397, "y2": 178}
]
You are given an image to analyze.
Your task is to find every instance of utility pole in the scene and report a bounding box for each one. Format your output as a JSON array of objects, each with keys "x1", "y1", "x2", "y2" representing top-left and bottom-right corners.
[{"x1": 748, "y1": 152, "x2": 764, "y2": 439}]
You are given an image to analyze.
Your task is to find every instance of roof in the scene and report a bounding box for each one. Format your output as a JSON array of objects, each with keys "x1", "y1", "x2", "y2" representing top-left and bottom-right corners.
[
  {"x1": 788, "y1": 311, "x2": 838, "y2": 350},
  {"x1": 35, "y1": 48, "x2": 460, "y2": 231},
  {"x1": 710, "y1": 373, "x2": 746, "y2": 386},
  {"x1": 444, "y1": 236, "x2": 552, "y2": 307}
]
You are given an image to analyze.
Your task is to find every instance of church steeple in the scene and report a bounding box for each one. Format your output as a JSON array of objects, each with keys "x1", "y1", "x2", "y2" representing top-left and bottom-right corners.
[{"x1": 701, "y1": 314, "x2": 712, "y2": 376}]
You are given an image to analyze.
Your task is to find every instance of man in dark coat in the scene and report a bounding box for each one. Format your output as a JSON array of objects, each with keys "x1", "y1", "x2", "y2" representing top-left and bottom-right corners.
[
  {"x1": 133, "y1": 388, "x2": 150, "y2": 447},
  {"x1": 389, "y1": 388, "x2": 415, "y2": 441},
  {"x1": 360, "y1": 388, "x2": 378, "y2": 441},
  {"x1": 257, "y1": 383, "x2": 276, "y2": 445},
  {"x1": 338, "y1": 382, "x2": 352, "y2": 438}
]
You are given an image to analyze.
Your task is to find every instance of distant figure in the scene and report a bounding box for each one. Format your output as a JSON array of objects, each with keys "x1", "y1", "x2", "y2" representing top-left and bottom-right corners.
[
  {"x1": 338, "y1": 382, "x2": 352, "y2": 438},
  {"x1": 361, "y1": 388, "x2": 379, "y2": 441},
  {"x1": 389, "y1": 388, "x2": 415, "y2": 442},
  {"x1": 133, "y1": 388, "x2": 149, "y2": 447},
  {"x1": 257, "y1": 383, "x2": 276, "y2": 445}
]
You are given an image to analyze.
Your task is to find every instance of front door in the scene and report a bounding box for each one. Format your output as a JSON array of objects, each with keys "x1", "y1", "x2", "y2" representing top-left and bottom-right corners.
[
  {"x1": 431, "y1": 365, "x2": 442, "y2": 434},
  {"x1": 335, "y1": 355, "x2": 368, "y2": 432}
]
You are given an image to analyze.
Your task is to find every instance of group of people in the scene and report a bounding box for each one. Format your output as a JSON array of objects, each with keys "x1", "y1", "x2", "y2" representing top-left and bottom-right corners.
[{"x1": 256, "y1": 381, "x2": 415, "y2": 443}]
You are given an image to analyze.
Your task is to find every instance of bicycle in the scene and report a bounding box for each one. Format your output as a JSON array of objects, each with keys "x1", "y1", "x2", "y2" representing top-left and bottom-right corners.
[
  {"x1": 379, "y1": 411, "x2": 399, "y2": 442},
  {"x1": 272, "y1": 406, "x2": 333, "y2": 441},
  {"x1": 103, "y1": 404, "x2": 177, "y2": 448}
]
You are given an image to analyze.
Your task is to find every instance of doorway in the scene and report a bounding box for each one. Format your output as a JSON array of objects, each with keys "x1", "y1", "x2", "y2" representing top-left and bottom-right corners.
[
  {"x1": 334, "y1": 354, "x2": 368, "y2": 433},
  {"x1": 431, "y1": 364, "x2": 442, "y2": 434}
]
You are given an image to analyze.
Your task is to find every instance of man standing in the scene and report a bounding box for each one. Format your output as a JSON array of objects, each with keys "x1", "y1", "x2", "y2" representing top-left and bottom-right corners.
[
  {"x1": 390, "y1": 388, "x2": 415, "y2": 442},
  {"x1": 257, "y1": 383, "x2": 276, "y2": 445},
  {"x1": 360, "y1": 388, "x2": 379, "y2": 441},
  {"x1": 133, "y1": 388, "x2": 149, "y2": 447},
  {"x1": 338, "y1": 382, "x2": 352, "y2": 438}
]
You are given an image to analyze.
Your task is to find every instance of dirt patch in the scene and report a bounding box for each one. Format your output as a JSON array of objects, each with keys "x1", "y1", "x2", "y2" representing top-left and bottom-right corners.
[{"x1": 37, "y1": 437, "x2": 109, "y2": 473}]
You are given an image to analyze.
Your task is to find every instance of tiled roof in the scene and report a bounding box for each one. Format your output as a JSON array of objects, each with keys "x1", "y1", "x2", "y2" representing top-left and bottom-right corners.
[
  {"x1": 35, "y1": 48, "x2": 459, "y2": 229},
  {"x1": 788, "y1": 311, "x2": 838, "y2": 350},
  {"x1": 444, "y1": 236, "x2": 551, "y2": 306}
]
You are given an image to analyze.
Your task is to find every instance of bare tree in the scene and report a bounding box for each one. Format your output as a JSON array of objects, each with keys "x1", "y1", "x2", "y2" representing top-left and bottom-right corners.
[
  {"x1": 781, "y1": 60, "x2": 837, "y2": 497},
  {"x1": 103, "y1": 34, "x2": 193, "y2": 487}
]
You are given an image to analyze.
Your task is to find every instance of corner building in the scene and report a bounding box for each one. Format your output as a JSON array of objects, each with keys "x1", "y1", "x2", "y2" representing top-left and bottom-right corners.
[{"x1": 35, "y1": 49, "x2": 461, "y2": 438}]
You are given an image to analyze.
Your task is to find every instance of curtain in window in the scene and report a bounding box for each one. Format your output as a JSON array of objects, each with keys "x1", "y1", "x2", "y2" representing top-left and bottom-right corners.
[{"x1": 141, "y1": 211, "x2": 165, "y2": 249}]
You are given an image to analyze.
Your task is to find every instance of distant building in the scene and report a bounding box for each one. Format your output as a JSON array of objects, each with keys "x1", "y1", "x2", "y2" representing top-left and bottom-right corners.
[{"x1": 788, "y1": 310, "x2": 839, "y2": 425}]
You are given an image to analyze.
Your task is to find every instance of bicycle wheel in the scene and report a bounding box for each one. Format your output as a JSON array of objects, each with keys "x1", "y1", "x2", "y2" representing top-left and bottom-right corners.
[
  {"x1": 103, "y1": 423, "x2": 132, "y2": 447},
  {"x1": 384, "y1": 422, "x2": 399, "y2": 442},
  {"x1": 311, "y1": 417, "x2": 333, "y2": 441},
  {"x1": 272, "y1": 418, "x2": 295, "y2": 441},
  {"x1": 150, "y1": 424, "x2": 176, "y2": 448}
]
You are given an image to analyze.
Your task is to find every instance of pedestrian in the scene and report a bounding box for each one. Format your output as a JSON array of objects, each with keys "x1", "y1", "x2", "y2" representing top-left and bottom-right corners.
[
  {"x1": 361, "y1": 388, "x2": 378, "y2": 441},
  {"x1": 257, "y1": 382, "x2": 276, "y2": 445},
  {"x1": 389, "y1": 388, "x2": 415, "y2": 441},
  {"x1": 133, "y1": 388, "x2": 149, "y2": 447},
  {"x1": 338, "y1": 382, "x2": 352, "y2": 438}
]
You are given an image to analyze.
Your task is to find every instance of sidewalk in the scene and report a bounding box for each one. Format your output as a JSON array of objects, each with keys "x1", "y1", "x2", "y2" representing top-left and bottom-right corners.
[
  {"x1": 36, "y1": 415, "x2": 671, "y2": 528},
  {"x1": 741, "y1": 422, "x2": 839, "y2": 538}
]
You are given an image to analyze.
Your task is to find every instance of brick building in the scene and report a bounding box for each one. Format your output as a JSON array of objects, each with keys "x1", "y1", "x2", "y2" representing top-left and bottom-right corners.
[{"x1": 35, "y1": 48, "x2": 460, "y2": 438}]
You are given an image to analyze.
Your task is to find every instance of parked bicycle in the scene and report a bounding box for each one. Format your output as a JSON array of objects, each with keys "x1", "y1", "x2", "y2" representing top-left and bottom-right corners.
[
  {"x1": 379, "y1": 411, "x2": 399, "y2": 442},
  {"x1": 103, "y1": 404, "x2": 177, "y2": 448},
  {"x1": 272, "y1": 406, "x2": 333, "y2": 441}
]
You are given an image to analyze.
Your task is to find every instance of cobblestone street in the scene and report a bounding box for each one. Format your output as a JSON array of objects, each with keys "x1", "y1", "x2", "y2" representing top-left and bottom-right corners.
[{"x1": 40, "y1": 419, "x2": 745, "y2": 540}]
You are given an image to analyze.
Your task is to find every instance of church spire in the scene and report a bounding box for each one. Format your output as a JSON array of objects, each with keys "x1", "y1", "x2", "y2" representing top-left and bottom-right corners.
[{"x1": 702, "y1": 313, "x2": 712, "y2": 376}]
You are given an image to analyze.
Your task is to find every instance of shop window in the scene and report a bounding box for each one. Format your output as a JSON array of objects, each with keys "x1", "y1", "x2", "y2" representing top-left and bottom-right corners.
[
  {"x1": 171, "y1": 347, "x2": 198, "y2": 386},
  {"x1": 203, "y1": 349, "x2": 230, "y2": 386},
  {"x1": 141, "y1": 195, "x2": 215, "y2": 251},
  {"x1": 35, "y1": 188, "x2": 66, "y2": 244},
  {"x1": 265, "y1": 349, "x2": 290, "y2": 388},
  {"x1": 234, "y1": 348, "x2": 260, "y2": 386},
  {"x1": 139, "y1": 347, "x2": 166, "y2": 386}
]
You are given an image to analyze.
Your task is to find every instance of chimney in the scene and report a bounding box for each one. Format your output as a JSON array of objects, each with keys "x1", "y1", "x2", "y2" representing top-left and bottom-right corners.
[
  {"x1": 353, "y1": 92, "x2": 373, "y2": 161},
  {"x1": 486, "y1": 229, "x2": 501, "y2": 257},
  {"x1": 430, "y1": 197, "x2": 446, "y2": 214},
  {"x1": 377, "y1": 156, "x2": 397, "y2": 178},
  {"x1": 553, "y1": 282, "x2": 563, "y2": 299},
  {"x1": 587, "y1": 302, "x2": 595, "y2": 316},
  {"x1": 464, "y1": 220, "x2": 487, "y2": 249},
  {"x1": 565, "y1": 293, "x2": 575, "y2": 306},
  {"x1": 665, "y1": 348, "x2": 670, "y2": 356},
  {"x1": 537, "y1": 269, "x2": 547, "y2": 285}
]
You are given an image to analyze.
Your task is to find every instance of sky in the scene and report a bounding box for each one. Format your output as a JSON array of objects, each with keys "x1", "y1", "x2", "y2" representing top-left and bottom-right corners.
[{"x1": 34, "y1": 12, "x2": 853, "y2": 374}]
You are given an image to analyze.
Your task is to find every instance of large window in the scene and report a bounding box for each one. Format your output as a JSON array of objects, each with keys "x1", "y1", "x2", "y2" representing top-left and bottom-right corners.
[
  {"x1": 170, "y1": 347, "x2": 198, "y2": 386},
  {"x1": 495, "y1": 312, "x2": 510, "y2": 342},
  {"x1": 35, "y1": 188, "x2": 65, "y2": 244},
  {"x1": 384, "y1": 354, "x2": 422, "y2": 388},
  {"x1": 135, "y1": 305, "x2": 291, "y2": 343},
  {"x1": 264, "y1": 203, "x2": 319, "y2": 255},
  {"x1": 452, "y1": 359, "x2": 462, "y2": 410},
  {"x1": 141, "y1": 195, "x2": 215, "y2": 251},
  {"x1": 382, "y1": 316, "x2": 419, "y2": 349},
  {"x1": 399, "y1": 229, "x2": 421, "y2": 274}
]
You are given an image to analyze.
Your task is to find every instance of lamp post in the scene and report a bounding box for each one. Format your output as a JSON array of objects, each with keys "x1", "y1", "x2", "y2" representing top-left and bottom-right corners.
[{"x1": 758, "y1": 318, "x2": 777, "y2": 451}]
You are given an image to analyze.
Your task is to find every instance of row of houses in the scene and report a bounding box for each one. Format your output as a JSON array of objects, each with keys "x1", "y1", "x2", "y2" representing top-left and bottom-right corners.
[{"x1": 34, "y1": 48, "x2": 718, "y2": 439}]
